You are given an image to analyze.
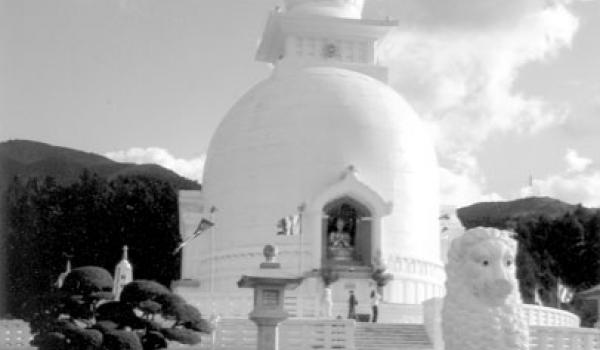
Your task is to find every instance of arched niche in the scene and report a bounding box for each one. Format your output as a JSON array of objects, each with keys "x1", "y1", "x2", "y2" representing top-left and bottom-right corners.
[
  {"x1": 322, "y1": 196, "x2": 372, "y2": 266},
  {"x1": 305, "y1": 167, "x2": 393, "y2": 270}
]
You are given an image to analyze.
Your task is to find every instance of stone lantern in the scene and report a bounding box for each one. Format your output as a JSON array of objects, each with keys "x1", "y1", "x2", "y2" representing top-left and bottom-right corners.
[{"x1": 237, "y1": 244, "x2": 303, "y2": 350}]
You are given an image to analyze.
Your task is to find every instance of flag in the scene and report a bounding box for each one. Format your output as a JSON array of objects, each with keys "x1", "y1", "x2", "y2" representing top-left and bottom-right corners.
[
  {"x1": 276, "y1": 204, "x2": 305, "y2": 236},
  {"x1": 277, "y1": 215, "x2": 300, "y2": 235},
  {"x1": 173, "y1": 217, "x2": 215, "y2": 254}
]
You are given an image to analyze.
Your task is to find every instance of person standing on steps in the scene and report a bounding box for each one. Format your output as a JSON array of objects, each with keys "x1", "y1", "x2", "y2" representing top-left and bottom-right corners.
[
  {"x1": 370, "y1": 289, "x2": 381, "y2": 323},
  {"x1": 348, "y1": 290, "x2": 358, "y2": 319}
]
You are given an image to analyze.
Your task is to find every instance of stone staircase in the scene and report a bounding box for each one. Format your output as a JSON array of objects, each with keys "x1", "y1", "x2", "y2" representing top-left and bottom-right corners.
[{"x1": 354, "y1": 323, "x2": 433, "y2": 350}]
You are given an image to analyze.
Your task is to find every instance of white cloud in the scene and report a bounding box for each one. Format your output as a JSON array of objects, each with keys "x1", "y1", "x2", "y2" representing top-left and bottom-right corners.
[
  {"x1": 439, "y1": 153, "x2": 503, "y2": 206},
  {"x1": 105, "y1": 147, "x2": 205, "y2": 183},
  {"x1": 372, "y1": 0, "x2": 582, "y2": 206},
  {"x1": 380, "y1": 2, "x2": 578, "y2": 155},
  {"x1": 565, "y1": 148, "x2": 592, "y2": 173},
  {"x1": 519, "y1": 149, "x2": 600, "y2": 206},
  {"x1": 528, "y1": 172, "x2": 600, "y2": 207}
]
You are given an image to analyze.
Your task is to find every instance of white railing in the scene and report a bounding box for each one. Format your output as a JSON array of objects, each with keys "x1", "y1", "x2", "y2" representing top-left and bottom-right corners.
[
  {"x1": 0, "y1": 320, "x2": 32, "y2": 350},
  {"x1": 531, "y1": 326, "x2": 600, "y2": 350},
  {"x1": 4, "y1": 318, "x2": 600, "y2": 350},
  {"x1": 524, "y1": 304, "x2": 581, "y2": 327},
  {"x1": 280, "y1": 319, "x2": 355, "y2": 350},
  {"x1": 172, "y1": 318, "x2": 355, "y2": 350},
  {"x1": 378, "y1": 303, "x2": 423, "y2": 323},
  {"x1": 180, "y1": 291, "x2": 321, "y2": 319},
  {"x1": 208, "y1": 319, "x2": 255, "y2": 350},
  {"x1": 422, "y1": 298, "x2": 595, "y2": 350},
  {"x1": 186, "y1": 292, "x2": 253, "y2": 318},
  {"x1": 423, "y1": 297, "x2": 581, "y2": 329},
  {"x1": 283, "y1": 294, "x2": 320, "y2": 318}
]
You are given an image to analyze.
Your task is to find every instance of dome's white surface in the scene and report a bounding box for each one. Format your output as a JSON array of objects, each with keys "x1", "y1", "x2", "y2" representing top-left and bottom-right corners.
[{"x1": 202, "y1": 67, "x2": 440, "y2": 264}]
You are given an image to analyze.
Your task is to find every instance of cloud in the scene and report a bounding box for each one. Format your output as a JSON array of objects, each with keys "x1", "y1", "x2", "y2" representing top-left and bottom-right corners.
[
  {"x1": 371, "y1": 0, "x2": 582, "y2": 206},
  {"x1": 380, "y1": 2, "x2": 578, "y2": 155},
  {"x1": 439, "y1": 152, "x2": 503, "y2": 206},
  {"x1": 565, "y1": 148, "x2": 592, "y2": 173},
  {"x1": 520, "y1": 149, "x2": 600, "y2": 206},
  {"x1": 528, "y1": 172, "x2": 600, "y2": 207},
  {"x1": 105, "y1": 147, "x2": 205, "y2": 182}
]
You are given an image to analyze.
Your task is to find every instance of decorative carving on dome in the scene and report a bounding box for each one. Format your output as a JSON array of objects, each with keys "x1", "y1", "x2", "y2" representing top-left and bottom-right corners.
[
  {"x1": 308, "y1": 167, "x2": 393, "y2": 218},
  {"x1": 322, "y1": 43, "x2": 339, "y2": 59}
]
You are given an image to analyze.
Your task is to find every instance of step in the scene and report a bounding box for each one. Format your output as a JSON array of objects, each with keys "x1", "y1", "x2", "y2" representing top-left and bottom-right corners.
[{"x1": 354, "y1": 323, "x2": 433, "y2": 350}]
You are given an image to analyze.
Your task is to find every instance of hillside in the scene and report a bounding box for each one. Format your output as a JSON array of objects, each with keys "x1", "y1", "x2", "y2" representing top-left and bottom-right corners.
[
  {"x1": 457, "y1": 196, "x2": 599, "y2": 229},
  {"x1": 0, "y1": 140, "x2": 201, "y2": 190}
]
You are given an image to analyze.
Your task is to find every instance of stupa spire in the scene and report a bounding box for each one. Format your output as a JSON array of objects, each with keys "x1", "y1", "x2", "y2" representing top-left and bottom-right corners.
[{"x1": 255, "y1": 0, "x2": 396, "y2": 82}]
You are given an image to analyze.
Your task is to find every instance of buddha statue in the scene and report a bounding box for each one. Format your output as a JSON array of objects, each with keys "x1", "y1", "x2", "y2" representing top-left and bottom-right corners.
[
  {"x1": 329, "y1": 218, "x2": 351, "y2": 248},
  {"x1": 328, "y1": 218, "x2": 354, "y2": 261}
]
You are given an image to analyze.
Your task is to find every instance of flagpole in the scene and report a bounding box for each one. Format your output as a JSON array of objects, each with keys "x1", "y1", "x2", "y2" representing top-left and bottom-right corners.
[
  {"x1": 557, "y1": 277, "x2": 561, "y2": 308},
  {"x1": 298, "y1": 204, "x2": 305, "y2": 275},
  {"x1": 298, "y1": 204, "x2": 305, "y2": 317},
  {"x1": 209, "y1": 206, "x2": 217, "y2": 296}
]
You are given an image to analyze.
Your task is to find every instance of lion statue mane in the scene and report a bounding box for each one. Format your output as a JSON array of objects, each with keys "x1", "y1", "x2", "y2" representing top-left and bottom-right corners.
[{"x1": 442, "y1": 227, "x2": 529, "y2": 350}]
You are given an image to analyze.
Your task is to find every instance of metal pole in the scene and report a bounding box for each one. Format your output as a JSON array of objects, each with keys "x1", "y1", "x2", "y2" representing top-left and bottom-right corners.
[
  {"x1": 556, "y1": 278, "x2": 560, "y2": 308},
  {"x1": 210, "y1": 207, "x2": 217, "y2": 296},
  {"x1": 298, "y1": 204, "x2": 305, "y2": 274},
  {"x1": 298, "y1": 204, "x2": 305, "y2": 317}
]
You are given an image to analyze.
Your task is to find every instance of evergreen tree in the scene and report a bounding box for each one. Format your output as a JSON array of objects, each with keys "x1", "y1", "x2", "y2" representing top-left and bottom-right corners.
[{"x1": 5, "y1": 171, "x2": 183, "y2": 318}]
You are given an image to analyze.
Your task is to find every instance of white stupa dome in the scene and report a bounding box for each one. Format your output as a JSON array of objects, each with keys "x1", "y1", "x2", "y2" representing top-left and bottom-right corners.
[
  {"x1": 180, "y1": 5, "x2": 444, "y2": 309},
  {"x1": 202, "y1": 66, "x2": 440, "y2": 266}
]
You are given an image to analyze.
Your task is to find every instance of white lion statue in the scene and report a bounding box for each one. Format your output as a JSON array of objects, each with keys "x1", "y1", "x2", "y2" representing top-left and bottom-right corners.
[{"x1": 442, "y1": 227, "x2": 529, "y2": 350}]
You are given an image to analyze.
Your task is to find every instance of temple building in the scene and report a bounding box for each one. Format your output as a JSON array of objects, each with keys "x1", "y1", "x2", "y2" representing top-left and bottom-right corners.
[{"x1": 175, "y1": 0, "x2": 445, "y2": 321}]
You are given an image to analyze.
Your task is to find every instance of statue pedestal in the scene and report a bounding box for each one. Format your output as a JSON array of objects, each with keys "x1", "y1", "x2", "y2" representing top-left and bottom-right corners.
[{"x1": 328, "y1": 247, "x2": 355, "y2": 261}]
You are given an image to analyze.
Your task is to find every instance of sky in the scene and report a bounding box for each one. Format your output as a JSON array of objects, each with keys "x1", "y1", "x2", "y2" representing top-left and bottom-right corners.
[{"x1": 1, "y1": 0, "x2": 599, "y2": 207}]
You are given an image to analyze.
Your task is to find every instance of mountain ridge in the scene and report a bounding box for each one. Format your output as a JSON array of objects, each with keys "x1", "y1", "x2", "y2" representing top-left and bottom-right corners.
[
  {"x1": 457, "y1": 196, "x2": 599, "y2": 229},
  {"x1": 0, "y1": 139, "x2": 201, "y2": 190}
]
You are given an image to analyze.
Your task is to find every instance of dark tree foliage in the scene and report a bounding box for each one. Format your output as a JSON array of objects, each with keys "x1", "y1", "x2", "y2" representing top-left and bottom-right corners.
[
  {"x1": 5, "y1": 171, "x2": 182, "y2": 318},
  {"x1": 111, "y1": 279, "x2": 209, "y2": 348},
  {"x1": 103, "y1": 331, "x2": 143, "y2": 350},
  {"x1": 26, "y1": 266, "x2": 115, "y2": 350},
  {"x1": 119, "y1": 280, "x2": 213, "y2": 334},
  {"x1": 62, "y1": 266, "x2": 114, "y2": 301},
  {"x1": 30, "y1": 274, "x2": 209, "y2": 350},
  {"x1": 507, "y1": 210, "x2": 600, "y2": 326}
]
